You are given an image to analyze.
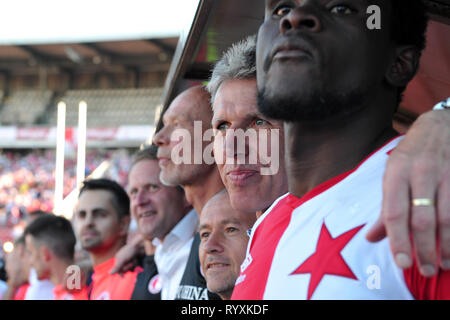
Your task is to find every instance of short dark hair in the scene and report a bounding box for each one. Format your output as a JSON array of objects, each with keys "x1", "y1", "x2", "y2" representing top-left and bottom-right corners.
[
  {"x1": 28, "y1": 210, "x2": 50, "y2": 218},
  {"x1": 24, "y1": 215, "x2": 76, "y2": 263},
  {"x1": 390, "y1": 0, "x2": 428, "y2": 55},
  {"x1": 79, "y1": 178, "x2": 130, "y2": 219},
  {"x1": 14, "y1": 234, "x2": 26, "y2": 246},
  {"x1": 129, "y1": 145, "x2": 185, "y2": 193},
  {"x1": 389, "y1": 0, "x2": 429, "y2": 101},
  {"x1": 132, "y1": 144, "x2": 158, "y2": 168}
]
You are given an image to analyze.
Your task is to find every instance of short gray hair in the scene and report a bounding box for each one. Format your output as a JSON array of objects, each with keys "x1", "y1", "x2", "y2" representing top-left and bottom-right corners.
[{"x1": 206, "y1": 35, "x2": 257, "y2": 106}]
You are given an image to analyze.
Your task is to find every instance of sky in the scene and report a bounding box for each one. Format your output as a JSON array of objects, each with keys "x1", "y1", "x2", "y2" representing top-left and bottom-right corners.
[{"x1": 0, "y1": 0, "x2": 199, "y2": 44}]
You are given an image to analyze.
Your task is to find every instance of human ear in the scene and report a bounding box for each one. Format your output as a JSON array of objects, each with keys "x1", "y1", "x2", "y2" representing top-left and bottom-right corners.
[
  {"x1": 119, "y1": 216, "x2": 131, "y2": 237},
  {"x1": 385, "y1": 46, "x2": 420, "y2": 88},
  {"x1": 42, "y1": 246, "x2": 52, "y2": 262}
]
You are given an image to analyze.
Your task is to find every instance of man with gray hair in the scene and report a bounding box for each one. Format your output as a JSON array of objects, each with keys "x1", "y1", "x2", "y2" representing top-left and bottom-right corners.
[{"x1": 207, "y1": 35, "x2": 288, "y2": 218}]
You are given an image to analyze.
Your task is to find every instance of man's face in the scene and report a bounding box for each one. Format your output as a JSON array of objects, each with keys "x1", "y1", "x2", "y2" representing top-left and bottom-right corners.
[
  {"x1": 74, "y1": 190, "x2": 127, "y2": 253},
  {"x1": 199, "y1": 193, "x2": 256, "y2": 300},
  {"x1": 153, "y1": 87, "x2": 214, "y2": 187},
  {"x1": 5, "y1": 243, "x2": 30, "y2": 284},
  {"x1": 212, "y1": 78, "x2": 287, "y2": 213},
  {"x1": 128, "y1": 159, "x2": 188, "y2": 241},
  {"x1": 257, "y1": 0, "x2": 392, "y2": 121},
  {"x1": 25, "y1": 235, "x2": 49, "y2": 280}
]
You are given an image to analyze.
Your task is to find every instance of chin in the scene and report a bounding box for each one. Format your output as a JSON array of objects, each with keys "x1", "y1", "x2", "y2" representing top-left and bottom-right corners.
[
  {"x1": 160, "y1": 172, "x2": 180, "y2": 187},
  {"x1": 230, "y1": 196, "x2": 259, "y2": 214},
  {"x1": 141, "y1": 228, "x2": 156, "y2": 240}
]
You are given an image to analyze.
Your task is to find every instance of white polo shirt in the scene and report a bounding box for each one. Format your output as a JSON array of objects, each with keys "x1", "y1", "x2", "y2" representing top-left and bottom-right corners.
[
  {"x1": 25, "y1": 268, "x2": 54, "y2": 300},
  {"x1": 153, "y1": 209, "x2": 198, "y2": 300}
]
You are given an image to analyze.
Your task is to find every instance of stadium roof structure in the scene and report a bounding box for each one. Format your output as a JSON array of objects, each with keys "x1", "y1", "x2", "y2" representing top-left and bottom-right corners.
[
  {"x1": 157, "y1": 0, "x2": 450, "y2": 133},
  {"x1": 0, "y1": 38, "x2": 179, "y2": 76},
  {"x1": 0, "y1": 0, "x2": 201, "y2": 79}
]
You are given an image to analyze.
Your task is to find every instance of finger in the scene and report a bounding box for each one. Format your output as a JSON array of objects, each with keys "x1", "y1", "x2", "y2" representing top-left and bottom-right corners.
[
  {"x1": 382, "y1": 156, "x2": 413, "y2": 269},
  {"x1": 438, "y1": 171, "x2": 450, "y2": 270},
  {"x1": 122, "y1": 261, "x2": 135, "y2": 274},
  {"x1": 110, "y1": 263, "x2": 121, "y2": 275},
  {"x1": 366, "y1": 216, "x2": 387, "y2": 242},
  {"x1": 410, "y1": 160, "x2": 438, "y2": 277}
]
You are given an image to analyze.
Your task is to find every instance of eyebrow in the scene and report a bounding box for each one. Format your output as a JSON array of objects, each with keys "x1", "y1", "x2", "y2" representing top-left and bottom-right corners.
[
  {"x1": 198, "y1": 218, "x2": 242, "y2": 231},
  {"x1": 77, "y1": 207, "x2": 110, "y2": 214},
  {"x1": 266, "y1": 0, "x2": 280, "y2": 10},
  {"x1": 212, "y1": 112, "x2": 261, "y2": 125}
]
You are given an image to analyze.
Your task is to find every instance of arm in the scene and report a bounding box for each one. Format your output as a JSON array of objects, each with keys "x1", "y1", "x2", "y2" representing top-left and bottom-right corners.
[
  {"x1": 3, "y1": 249, "x2": 28, "y2": 300},
  {"x1": 367, "y1": 104, "x2": 450, "y2": 277},
  {"x1": 110, "y1": 233, "x2": 145, "y2": 275},
  {"x1": 2, "y1": 284, "x2": 18, "y2": 300}
]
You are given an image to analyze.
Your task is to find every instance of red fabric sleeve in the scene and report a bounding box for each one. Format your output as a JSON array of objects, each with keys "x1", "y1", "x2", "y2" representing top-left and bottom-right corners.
[
  {"x1": 403, "y1": 249, "x2": 450, "y2": 300},
  {"x1": 13, "y1": 283, "x2": 30, "y2": 300}
]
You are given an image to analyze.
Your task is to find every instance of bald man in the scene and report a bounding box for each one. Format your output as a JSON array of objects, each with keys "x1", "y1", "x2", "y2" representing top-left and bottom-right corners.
[{"x1": 198, "y1": 190, "x2": 256, "y2": 300}]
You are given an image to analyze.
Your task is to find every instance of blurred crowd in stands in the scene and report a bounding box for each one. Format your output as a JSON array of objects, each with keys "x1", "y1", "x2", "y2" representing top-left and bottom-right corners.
[{"x1": 0, "y1": 149, "x2": 133, "y2": 229}]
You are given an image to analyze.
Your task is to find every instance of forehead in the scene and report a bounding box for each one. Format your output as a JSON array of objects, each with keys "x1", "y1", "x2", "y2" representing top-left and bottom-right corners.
[
  {"x1": 77, "y1": 189, "x2": 116, "y2": 211},
  {"x1": 201, "y1": 196, "x2": 246, "y2": 226},
  {"x1": 25, "y1": 234, "x2": 34, "y2": 245},
  {"x1": 129, "y1": 160, "x2": 160, "y2": 186},
  {"x1": 265, "y1": 0, "x2": 376, "y2": 6},
  {"x1": 163, "y1": 89, "x2": 207, "y2": 123},
  {"x1": 25, "y1": 234, "x2": 39, "y2": 251},
  {"x1": 163, "y1": 97, "x2": 191, "y2": 123},
  {"x1": 213, "y1": 79, "x2": 259, "y2": 120},
  {"x1": 263, "y1": 0, "x2": 392, "y2": 20}
]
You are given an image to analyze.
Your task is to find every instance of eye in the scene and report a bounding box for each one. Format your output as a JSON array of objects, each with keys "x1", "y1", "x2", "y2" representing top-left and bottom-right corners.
[
  {"x1": 200, "y1": 231, "x2": 210, "y2": 240},
  {"x1": 273, "y1": 4, "x2": 292, "y2": 18},
  {"x1": 226, "y1": 227, "x2": 238, "y2": 234},
  {"x1": 77, "y1": 211, "x2": 86, "y2": 219},
  {"x1": 128, "y1": 189, "x2": 137, "y2": 197},
  {"x1": 330, "y1": 5, "x2": 354, "y2": 15},
  {"x1": 255, "y1": 118, "x2": 268, "y2": 126},
  {"x1": 215, "y1": 122, "x2": 229, "y2": 131},
  {"x1": 148, "y1": 185, "x2": 159, "y2": 192},
  {"x1": 95, "y1": 211, "x2": 108, "y2": 218}
]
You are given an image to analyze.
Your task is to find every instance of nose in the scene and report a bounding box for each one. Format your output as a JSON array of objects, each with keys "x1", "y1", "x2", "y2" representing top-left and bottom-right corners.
[
  {"x1": 135, "y1": 188, "x2": 150, "y2": 207},
  {"x1": 84, "y1": 212, "x2": 94, "y2": 226},
  {"x1": 204, "y1": 231, "x2": 224, "y2": 254},
  {"x1": 280, "y1": 6, "x2": 321, "y2": 34},
  {"x1": 153, "y1": 126, "x2": 169, "y2": 146},
  {"x1": 77, "y1": 212, "x2": 94, "y2": 231},
  {"x1": 224, "y1": 129, "x2": 249, "y2": 165}
]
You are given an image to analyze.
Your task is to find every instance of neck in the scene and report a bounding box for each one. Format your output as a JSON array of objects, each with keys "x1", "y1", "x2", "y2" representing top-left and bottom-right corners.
[
  {"x1": 144, "y1": 239, "x2": 155, "y2": 255},
  {"x1": 219, "y1": 291, "x2": 232, "y2": 300},
  {"x1": 89, "y1": 239, "x2": 125, "y2": 267},
  {"x1": 50, "y1": 259, "x2": 73, "y2": 287},
  {"x1": 183, "y1": 166, "x2": 224, "y2": 214},
  {"x1": 286, "y1": 99, "x2": 397, "y2": 198}
]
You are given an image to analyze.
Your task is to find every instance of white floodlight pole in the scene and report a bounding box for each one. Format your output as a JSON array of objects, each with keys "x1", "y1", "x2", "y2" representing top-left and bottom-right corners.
[
  {"x1": 77, "y1": 101, "x2": 87, "y2": 188},
  {"x1": 54, "y1": 101, "x2": 66, "y2": 215}
]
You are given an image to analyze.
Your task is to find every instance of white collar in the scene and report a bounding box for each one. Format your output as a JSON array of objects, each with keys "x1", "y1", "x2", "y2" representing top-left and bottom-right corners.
[{"x1": 152, "y1": 208, "x2": 198, "y2": 247}]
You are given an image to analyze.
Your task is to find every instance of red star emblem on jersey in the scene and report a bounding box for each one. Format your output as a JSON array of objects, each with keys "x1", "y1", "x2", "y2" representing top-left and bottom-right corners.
[{"x1": 290, "y1": 222, "x2": 365, "y2": 299}]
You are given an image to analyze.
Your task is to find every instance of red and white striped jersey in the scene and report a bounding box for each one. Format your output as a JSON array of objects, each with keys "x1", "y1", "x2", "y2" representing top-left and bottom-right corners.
[{"x1": 232, "y1": 137, "x2": 450, "y2": 300}]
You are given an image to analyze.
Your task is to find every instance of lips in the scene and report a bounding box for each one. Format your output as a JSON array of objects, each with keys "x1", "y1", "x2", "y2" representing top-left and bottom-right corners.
[
  {"x1": 157, "y1": 155, "x2": 171, "y2": 166},
  {"x1": 138, "y1": 210, "x2": 157, "y2": 220},
  {"x1": 206, "y1": 262, "x2": 230, "y2": 271},
  {"x1": 270, "y1": 39, "x2": 314, "y2": 64},
  {"x1": 273, "y1": 47, "x2": 311, "y2": 60},
  {"x1": 81, "y1": 230, "x2": 99, "y2": 239},
  {"x1": 225, "y1": 167, "x2": 259, "y2": 187},
  {"x1": 157, "y1": 148, "x2": 172, "y2": 167}
]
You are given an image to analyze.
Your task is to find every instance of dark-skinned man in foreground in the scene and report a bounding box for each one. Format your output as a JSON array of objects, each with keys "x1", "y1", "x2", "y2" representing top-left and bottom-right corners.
[{"x1": 232, "y1": 0, "x2": 449, "y2": 299}]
